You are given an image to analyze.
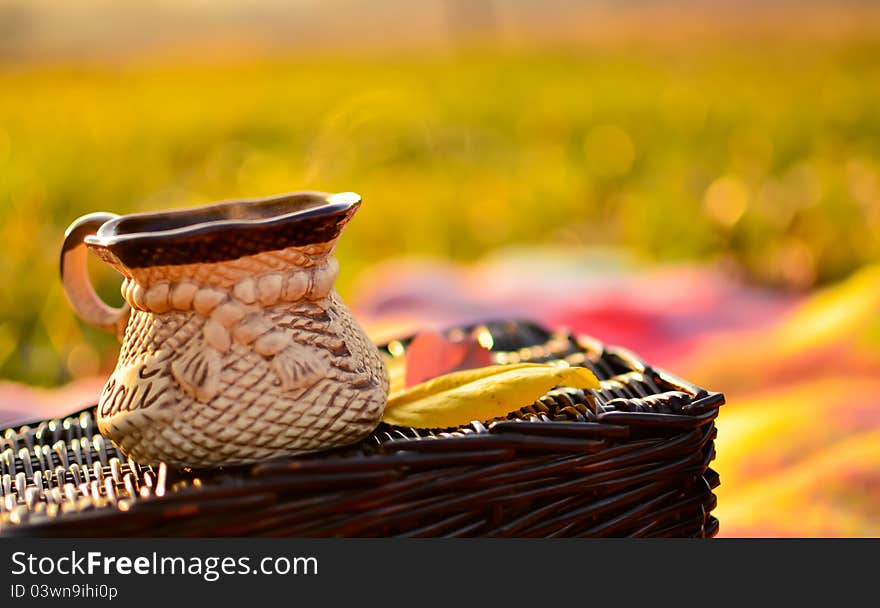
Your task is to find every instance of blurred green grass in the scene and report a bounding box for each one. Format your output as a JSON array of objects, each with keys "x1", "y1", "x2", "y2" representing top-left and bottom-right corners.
[{"x1": 1, "y1": 42, "x2": 879, "y2": 385}]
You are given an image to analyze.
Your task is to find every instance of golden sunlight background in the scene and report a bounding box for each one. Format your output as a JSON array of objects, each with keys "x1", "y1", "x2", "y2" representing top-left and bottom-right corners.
[{"x1": 0, "y1": 0, "x2": 878, "y2": 536}]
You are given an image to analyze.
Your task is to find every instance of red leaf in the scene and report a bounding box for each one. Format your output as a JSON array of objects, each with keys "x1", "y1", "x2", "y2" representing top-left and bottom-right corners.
[{"x1": 404, "y1": 330, "x2": 493, "y2": 388}]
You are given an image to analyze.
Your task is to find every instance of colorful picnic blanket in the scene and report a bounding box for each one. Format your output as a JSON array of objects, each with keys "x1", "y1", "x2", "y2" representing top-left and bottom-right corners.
[{"x1": 351, "y1": 248, "x2": 880, "y2": 538}]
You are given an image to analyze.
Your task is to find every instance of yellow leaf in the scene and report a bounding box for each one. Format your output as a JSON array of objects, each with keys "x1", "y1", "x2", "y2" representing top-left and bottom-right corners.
[{"x1": 382, "y1": 364, "x2": 599, "y2": 428}]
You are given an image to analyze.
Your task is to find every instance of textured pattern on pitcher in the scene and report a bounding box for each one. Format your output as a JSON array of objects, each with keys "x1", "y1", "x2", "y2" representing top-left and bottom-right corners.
[{"x1": 97, "y1": 244, "x2": 388, "y2": 467}]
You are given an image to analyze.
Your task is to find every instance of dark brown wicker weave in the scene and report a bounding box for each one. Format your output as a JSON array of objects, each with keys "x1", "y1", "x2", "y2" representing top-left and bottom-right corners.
[{"x1": 0, "y1": 320, "x2": 723, "y2": 537}]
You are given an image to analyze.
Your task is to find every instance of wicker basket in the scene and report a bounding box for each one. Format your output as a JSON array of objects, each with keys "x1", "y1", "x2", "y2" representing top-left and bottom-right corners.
[{"x1": 0, "y1": 320, "x2": 723, "y2": 537}]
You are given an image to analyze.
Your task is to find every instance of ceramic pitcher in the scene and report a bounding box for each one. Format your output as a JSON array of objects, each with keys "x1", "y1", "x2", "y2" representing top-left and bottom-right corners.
[{"x1": 60, "y1": 191, "x2": 388, "y2": 467}]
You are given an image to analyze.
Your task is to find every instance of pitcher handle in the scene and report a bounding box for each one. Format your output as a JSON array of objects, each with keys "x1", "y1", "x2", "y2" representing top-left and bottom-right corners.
[{"x1": 60, "y1": 212, "x2": 131, "y2": 339}]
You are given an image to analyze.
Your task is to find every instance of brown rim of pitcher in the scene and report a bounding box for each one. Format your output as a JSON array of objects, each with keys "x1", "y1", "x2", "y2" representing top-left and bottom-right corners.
[
  {"x1": 59, "y1": 190, "x2": 361, "y2": 334},
  {"x1": 63, "y1": 191, "x2": 360, "y2": 269}
]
